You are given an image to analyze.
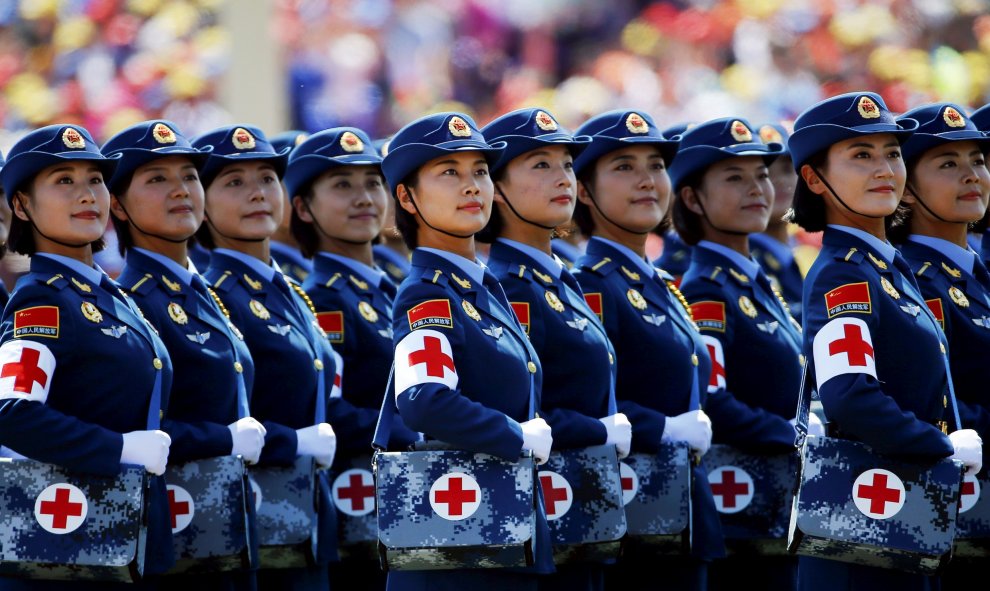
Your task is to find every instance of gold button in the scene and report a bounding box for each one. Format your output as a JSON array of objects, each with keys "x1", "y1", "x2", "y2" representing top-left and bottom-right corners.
[
  {"x1": 527, "y1": 361, "x2": 537, "y2": 373},
  {"x1": 691, "y1": 354, "x2": 699, "y2": 366},
  {"x1": 234, "y1": 362, "x2": 243, "y2": 373},
  {"x1": 940, "y1": 343, "x2": 946, "y2": 354},
  {"x1": 944, "y1": 395, "x2": 948, "y2": 408},
  {"x1": 314, "y1": 359, "x2": 324, "y2": 370},
  {"x1": 608, "y1": 352, "x2": 614, "y2": 365},
  {"x1": 799, "y1": 354, "x2": 806, "y2": 366},
  {"x1": 159, "y1": 410, "x2": 164, "y2": 419},
  {"x1": 153, "y1": 358, "x2": 162, "y2": 370}
]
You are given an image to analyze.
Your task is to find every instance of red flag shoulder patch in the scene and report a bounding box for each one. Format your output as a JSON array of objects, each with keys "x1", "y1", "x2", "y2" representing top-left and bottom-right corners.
[
  {"x1": 317, "y1": 311, "x2": 344, "y2": 343},
  {"x1": 925, "y1": 298, "x2": 944, "y2": 329},
  {"x1": 510, "y1": 302, "x2": 530, "y2": 334},
  {"x1": 584, "y1": 293, "x2": 603, "y2": 321},
  {"x1": 824, "y1": 282, "x2": 871, "y2": 318},
  {"x1": 690, "y1": 301, "x2": 726, "y2": 332},
  {"x1": 407, "y1": 299, "x2": 453, "y2": 330},
  {"x1": 14, "y1": 306, "x2": 60, "y2": 339}
]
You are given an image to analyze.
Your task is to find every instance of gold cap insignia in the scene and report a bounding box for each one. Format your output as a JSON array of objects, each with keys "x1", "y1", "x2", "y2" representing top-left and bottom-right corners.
[
  {"x1": 358, "y1": 301, "x2": 379, "y2": 323},
  {"x1": 949, "y1": 286, "x2": 970, "y2": 308},
  {"x1": 340, "y1": 131, "x2": 364, "y2": 152},
  {"x1": 62, "y1": 127, "x2": 85, "y2": 149},
  {"x1": 730, "y1": 120, "x2": 752, "y2": 143},
  {"x1": 168, "y1": 302, "x2": 189, "y2": 325},
  {"x1": 758, "y1": 125, "x2": 783, "y2": 144},
  {"x1": 462, "y1": 299, "x2": 481, "y2": 321},
  {"x1": 857, "y1": 96, "x2": 881, "y2": 119},
  {"x1": 545, "y1": 290, "x2": 565, "y2": 313},
  {"x1": 81, "y1": 301, "x2": 103, "y2": 323},
  {"x1": 738, "y1": 295, "x2": 757, "y2": 318},
  {"x1": 625, "y1": 113, "x2": 649, "y2": 134},
  {"x1": 626, "y1": 288, "x2": 647, "y2": 310},
  {"x1": 943, "y1": 107, "x2": 965, "y2": 128},
  {"x1": 232, "y1": 127, "x2": 256, "y2": 150},
  {"x1": 535, "y1": 111, "x2": 558, "y2": 132},
  {"x1": 249, "y1": 299, "x2": 270, "y2": 320},
  {"x1": 152, "y1": 123, "x2": 177, "y2": 144},
  {"x1": 448, "y1": 116, "x2": 472, "y2": 138},
  {"x1": 880, "y1": 277, "x2": 900, "y2": 300}
]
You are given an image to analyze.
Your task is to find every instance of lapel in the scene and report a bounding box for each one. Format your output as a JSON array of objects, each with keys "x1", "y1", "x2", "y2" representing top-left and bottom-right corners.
[
  {"x1": 902, "y1": 240, "x2": 990, "y2": 311},
  {"x1": 312, "y1": 254, "x2": 391, "y2": 318}
]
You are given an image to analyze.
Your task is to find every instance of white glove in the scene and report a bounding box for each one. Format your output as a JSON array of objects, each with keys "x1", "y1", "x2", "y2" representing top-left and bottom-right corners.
[
  {"x1": 600, "y1": 413, "x2": 632, "y2": 459},
  {"x1": 228, "y1": 417, "x2": 267, "y2": 464},
  {"x1": 120, "y1": 430, "x2": 171, "y2": 475},
  {"x1": 789, "y1": 413, "x2": 826, "y2": 438},
  {"x1": 520, "y1": 417, "x2": 552, "y2": 465},
  {"x1": 949, "y1": 429, "x2": 983, "y2": 477},
  {"x1": 296, "y1": 423, "x2": 337, "y2": 468},
  {"x1": 661, "y1": 409, "x2": 712, "y2": 456}
]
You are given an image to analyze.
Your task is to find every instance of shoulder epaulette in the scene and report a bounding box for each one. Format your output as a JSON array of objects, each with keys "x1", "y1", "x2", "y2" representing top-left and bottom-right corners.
[
  {"x1": 914, "y1": 261, "x2": 937, "y2": 280},
  {"x1": 323, "y1": 272, "x2": 344, "y2": 290},
  {"x1": 129, "y1": 273, "x2": 157, "y2": 296},
  {"x1": 702, "y1": 266, "x2": 727, "y2": 286},
  {"x1": 508, "y1": 263, "x2": 553, "y2": 286},
  {"x1": 211, "y1": 270, "x2": 237, "y2": 293},
  {"x1": 42, "y1": 273, "x2": 69, "y2": 291},
  {"x1": 835, "y1": 247, "x2": 865, "y2": 265},
  {"x1": 582, "y1": 257, "x2": 617, "y2": 276},
  {"x1": 417, "y1": 268, "x2": 450, "y2": 288}
]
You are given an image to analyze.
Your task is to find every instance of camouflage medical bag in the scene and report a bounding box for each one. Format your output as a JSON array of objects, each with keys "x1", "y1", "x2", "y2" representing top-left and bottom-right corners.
[
  {"x1": 954, "y1": 472, "x2": 990, "y2": 557},
  {"x1": 373, "y1": 448, "x2": 537, "y2": 571},
  {"x1": 249, "y1": 456, "x2": 318, "y2": 568},
  {"x1": 0, "y1": 458, "x2": 148, "y2": 582},
  {"x1": 619, "y1": 442, "x2": 692, "y2": 555},
  {"x1": 539, "y1": 444, "x2": 626, "y2": 563},
  {"x1": 705, "y1": 444, "x2": 799, "y2": 555},
  {"x1": 330, "y1": 453, "x2": 378, "y2": 560},
  {"x1": 164, "y1": 455, "x2": 257, "y2": 574}
]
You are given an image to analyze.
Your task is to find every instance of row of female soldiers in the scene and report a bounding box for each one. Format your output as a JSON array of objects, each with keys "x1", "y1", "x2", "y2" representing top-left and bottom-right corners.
[{"x1": 0, "y1": 89, "x2": 988, "y2": 591}]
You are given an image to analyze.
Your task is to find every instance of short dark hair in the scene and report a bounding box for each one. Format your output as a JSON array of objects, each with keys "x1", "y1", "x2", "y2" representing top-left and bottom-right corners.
[
  {"x1": 8, "y1": 190, "x2": 105, "y2": 256},
  {"x1": 289, "y1": 184, "x2": 319, "y2": 258},
  {"x1": 671, "y1": 171, "x2": 706, "y2": 246},
  {"x1": 394, "y1": 173, "x2": 420, "y2": 250},
  {"x1": 787, "y1": 149, "x2": 829, "y2": 232}
]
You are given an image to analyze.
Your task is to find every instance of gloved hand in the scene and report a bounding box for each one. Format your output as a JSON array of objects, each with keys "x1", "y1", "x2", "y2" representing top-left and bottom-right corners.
[
  {"x1": 661, "y1": 409, "x2": 712, "y2": 456},
  {"x1": 789, "y1": 412, "x2": 826, "y2": 438},
  {"x1": 949, "y1": 429, "x2": 983, "y2": 477},
  {"x1": 600, "y1": 413, "x2": 632, "y2": 459},
  {"x1": 296, "y1": 423, "x2": 337, "y2": 468},
  {"x1": 120, "y1": 430, "x2": 171, "y2": 475},
  {"x1": 228, "y1": 417, "x2": 267, "y2": 464},
  {"x1": 520, "y1": 417, "x2": 552, "y2": 465}
]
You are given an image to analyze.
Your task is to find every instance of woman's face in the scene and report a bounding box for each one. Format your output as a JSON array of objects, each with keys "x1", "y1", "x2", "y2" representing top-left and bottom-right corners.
[
  {"x1": 112, "y1": 155, "x2": 204, "y2": 241},
  {"x1": 580, "y1": 144, "x2": 671, "y2": 234},
  {"x1": 397, "y1": 150, "x2": 494, "y2": 237},
  {"x1": 803, "y1": 132, "x2": 906, "y2": 219},
  {"x1": 294, "y1": 165, "x2": 388, "y2": 244},
  {"x1": 16, "y1": 160, "x2": 110, "y2": 247},
  {"x1": 905, "y1": 140, "x2": 990, "y2": 225},
  {"x1": 496, "y1": 144, "x2": 576, "y2": 228},
  {"x1": 689, "y1": 155, "x2": 774, "y2": 236},
  {"x1": 768, "y1": 155, "x2": 797, "y2": 221},
  {"x1": 204, "y1": 160, "x2": 284, "y2": 241}
]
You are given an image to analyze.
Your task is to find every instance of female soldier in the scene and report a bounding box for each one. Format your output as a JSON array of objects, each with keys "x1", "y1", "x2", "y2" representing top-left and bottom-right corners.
[
  {"x1": 669, "y1": 117, "x2": 815, "y2": 591},
  {"x1": 478, "y1": 108, "x2": 632, "y2": 591},
  {"x1": 285, "y1": 126, "x2": 418, "y2": 590},
  {"x1": 0, "y1": 150, "x2": 11, "y2": 307},
  {"x1": 379, "y1": 111, "x2": 554, "y2": 591},
  {"x1": 269, "y1": 130, "x2": 313, "y2": 283},
  {"x1": 570, "y1": 109, "x2": 723, "y2": 590},
  {"x1": 787, "y1": 92, "x2": 982, "y2": 591},
  {"x1": 101, "y1": 120, "x2": 267, "y2": 590},
  {"x1": 0, "y1": 125, "x2": 174, "y2": 589},
  {"x1": 969, "y1": 106, "x2": 990, "y2": 268},
  {"x1": 190, "y1": 125, "x2": 339, "y2": 590},
  {"x1": 887, "y1": 103, "x2": 990, "y2": 589}
]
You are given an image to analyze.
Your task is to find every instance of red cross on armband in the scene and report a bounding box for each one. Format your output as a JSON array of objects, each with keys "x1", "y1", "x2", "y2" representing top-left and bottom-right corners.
[{"x1": 394, "y1": 329, "x2": 459, "y2": 395}]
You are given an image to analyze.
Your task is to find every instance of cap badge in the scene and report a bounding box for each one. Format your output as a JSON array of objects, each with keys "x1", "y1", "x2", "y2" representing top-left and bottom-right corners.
[
  {"x1": 152, "y1": 123, "x2": 177, "y2": 144},
  {"x1": 535, "y1": 111, "x2": 558, "y2": 132},
  {"x1": 759, "y1": 125, "x2": 783, "y2": 144},
  {"x1": 625, "y1": 113, "x2": 649, "y2": 134},
  {"x1": 857, "y1": 96, "x2": 881, "y2": 119},
  {"x1": 448, "y1": 116, "x2": 472, "y2": 138},
  {"x1": 730, "y1": 120, "x2": 753, "y2": 142},
  {"x1": 232, "y1": 127, "x2": 256, "y2": 150},
  {"x1": 62, "y1": 128, "x2": 85, "y2": 149},
  {"x1": 943, "y1": 107, "x2": 965, "y2": 128},
  {"x1": 340, "y1": 131, "x2": 364, "y2": 152}
]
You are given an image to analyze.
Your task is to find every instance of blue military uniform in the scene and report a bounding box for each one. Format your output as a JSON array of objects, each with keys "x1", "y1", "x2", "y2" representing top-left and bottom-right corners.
[
  {"x1": 749, "y1": 232, "x2": 805, "y2": 319},
  {"x1": 549, "y1": 238, "x2": 583, "y2": 270},
  {"x1": 654, "y1": 229, "x2": 692, "y2": 281},
  {"x1": 372, "y1": 244, "x2": 410, "y2": 285},
  {"x1": 271, "y1": 241, "x2": 312, "y2": 283}
]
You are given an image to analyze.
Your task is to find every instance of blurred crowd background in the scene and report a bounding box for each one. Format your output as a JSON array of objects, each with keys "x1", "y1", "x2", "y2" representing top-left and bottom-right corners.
[{"x1": 0, "y1": 0, "x2": 988, "y2": 278}]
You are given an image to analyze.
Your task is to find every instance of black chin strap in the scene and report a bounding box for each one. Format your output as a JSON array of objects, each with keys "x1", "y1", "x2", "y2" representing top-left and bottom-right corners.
[
  {"x1": 203, "y1": 211, "x2": 267, "y2": 243},
  {"x1": 693, "y1": 190, "x2": 749, "y2": 236},
  {"x1": 905, "y1": 182, "x2": 954, "y2": 223},
  {"x1": 116, "y1": 198, "x2": 194, "y2": 244},
  {"x1": 17, "y1": 195, "x2": 94, "y2": 249},
  {"x1": 405, "y1": 187, "x2": 477, "y2": 239},
  {"x1": 582, "y1": 181, "x2": 651, "y2": 236},
  {"x1": 301, "y1": 198, "x2": 370, "y2": 246},
  {"x1": 813, "y1": 167, "x2": 886, "y2": 219},
  {"x1": 494, "y1": 182, "x2": 557, "y2": 231}
]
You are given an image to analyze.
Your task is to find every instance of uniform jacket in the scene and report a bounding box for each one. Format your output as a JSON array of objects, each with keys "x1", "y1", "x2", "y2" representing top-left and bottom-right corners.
[
  {"x1": 118, "y1": 248, "x2": 256, "y2": 463},
  {"x1": 750, "y1": 232, "x2": 805, "y2": 320},
  {"x1": 271, "y1": 240, "x2": 313, "y2": 283},
  {"x1": 486, "y1": 240, "x2": 614, "y2": 449},
  {"x1": 573, "y1": 237, "x2": 725, "y2": 560},
  {"x1": 654, "y1": 230, "x2": 692, "y2": 283},
  {"x1": 373, "y1": 244, "x2": 411, "y2": 286},
  {"x1": 680, "y1": 244, "x2": 801, "y2": 452}
]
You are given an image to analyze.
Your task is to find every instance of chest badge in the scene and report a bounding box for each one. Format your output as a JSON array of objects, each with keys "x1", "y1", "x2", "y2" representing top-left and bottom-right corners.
[
  {"x1": 462, "y1": 300, "x2": 481, "y2": 322},
  {"x1": 642, "y1": 313, "x2": 667, "y2": 327},
  {"x1": 250, "y1": 299, "x2": 271, "y2": 320},
  {"x1": 358, "y1": 301, "x2": 379, "y2": 323},
  {"x1": 900, "y1": 304, "x2": 921, "y2": 317},
  {"x1": 626, "y1": 288, "x2": 647, "y2": 310},
  {"x1": 80, "y1": 302, "x2": 103, "y2": 323},
  {"x1": 756, "y1": 320, "x2": 779, "y2": 334},
  {"x1": 880, "y1": 277, "x2": 900, "y2": 300},
  {"x1": 101, "y1": 325, "x2": 127, "y2": 339},
  {"x1": 482, "y1": 325, "x2": 503, "y2": 340},
  {"x1": 566, "y1": 317, "x2": 589, "y2": 331},
  {"x1": 738, "y1": 295, "x2": 757, "y2": 318},
  {"x1": 187, "y1": 331, "x2": 211, "y2": 344},
  {"x1": 268, "y1": 324, "x2": 291, "y2": 336},
  {"x1": 168, "y1": 302, "x2": 189, "y2": 325},
  {"x1": 545, "y1": 290, "x2": 565, "y2": 313},
  {"x1": 949, "y1": 286, "x2": 970, "y2": 308}
]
